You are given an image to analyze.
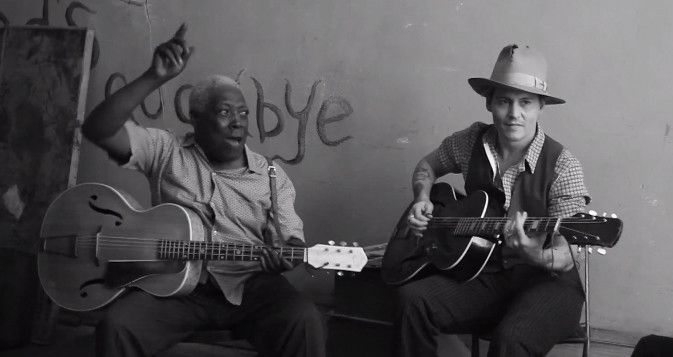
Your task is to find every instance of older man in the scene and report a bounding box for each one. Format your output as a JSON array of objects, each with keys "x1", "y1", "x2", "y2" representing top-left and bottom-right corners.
[
  {"x1": 82, "y1": 24, "x2": 325, "y2": 357},
  {"x1": 398, "y1": 44, "x2": 590, "y2": 357}
]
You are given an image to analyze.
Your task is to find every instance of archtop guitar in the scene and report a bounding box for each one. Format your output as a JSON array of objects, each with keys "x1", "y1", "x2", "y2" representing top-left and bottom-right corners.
[
  {"x1": 381, "y1": 183, "x2": 622, "y2": 285},
  {"x1": 38, "y1": 183, "x2": 367, "y2": 311}
]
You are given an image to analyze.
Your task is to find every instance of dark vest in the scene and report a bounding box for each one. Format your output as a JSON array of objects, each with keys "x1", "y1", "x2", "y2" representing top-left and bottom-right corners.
[
  {"x1": 465, "y1": 125, "x2": 563, "y2": 218},
  {"x1": 466, "y1": 125, "x2": 564, "y2": 269}
]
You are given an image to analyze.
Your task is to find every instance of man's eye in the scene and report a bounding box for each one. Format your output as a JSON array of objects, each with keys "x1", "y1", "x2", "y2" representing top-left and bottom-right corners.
[
  {"x1": 240, "y1": 110, "x2": 249, "y2": 117},
  {"x1": 219, "y1": 109, "x2": 230, "y2": 117},
  {"x1": 521, "y1": 100, "x2": 532, "y2": 106}
]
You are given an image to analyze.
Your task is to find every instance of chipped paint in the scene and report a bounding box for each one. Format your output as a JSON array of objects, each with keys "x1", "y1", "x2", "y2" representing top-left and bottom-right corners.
[
  {"x1": 396, "y1": 137, "x2": 410, "y2": 145},
  {"x1": 2, "y1": 184, "x2": 25, "y2": 220}
]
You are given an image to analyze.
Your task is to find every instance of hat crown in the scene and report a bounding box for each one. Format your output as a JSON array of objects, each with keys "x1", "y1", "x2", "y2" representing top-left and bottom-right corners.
[{"x1": 490, "y1": 44, "x2": 548, "y2": 93}]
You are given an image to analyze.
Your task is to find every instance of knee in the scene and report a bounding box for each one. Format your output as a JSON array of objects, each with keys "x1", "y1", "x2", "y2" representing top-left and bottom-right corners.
[
  {"x1": 395, "y1": 284, "x2": 429, "y2": 314},
  {"x1": 281, "y1": 297, "x2": 323, "y2": 329}
]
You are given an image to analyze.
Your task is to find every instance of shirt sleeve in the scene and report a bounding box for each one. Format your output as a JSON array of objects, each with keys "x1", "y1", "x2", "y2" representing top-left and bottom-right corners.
[
  {"x1": 428, "y1": 122, "x2": 486, "y2": 177},
  {"x1": 547, "y1": 149, "x2": 591, "y2": 218},
  {"x1": 121, "y1": 120, "x2": 176, "y2": 178},
  {"x1": 272, "y1": 163, "x2": 305, "y2": 244}
]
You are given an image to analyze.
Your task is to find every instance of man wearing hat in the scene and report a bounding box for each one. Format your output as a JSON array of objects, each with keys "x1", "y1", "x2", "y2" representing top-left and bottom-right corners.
[{"x1": 397, "y1": 44, "x2": 590, "y2": 356}]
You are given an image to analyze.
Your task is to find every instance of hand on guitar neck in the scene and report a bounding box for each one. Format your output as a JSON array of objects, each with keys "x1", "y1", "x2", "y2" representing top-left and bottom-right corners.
[{"x1": 501, "y1": 211, "x2": 571, "y2": 271}]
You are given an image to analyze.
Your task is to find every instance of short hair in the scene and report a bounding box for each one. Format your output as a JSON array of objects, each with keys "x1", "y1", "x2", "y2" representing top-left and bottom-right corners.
[
  {"x1": 485, "y1": 87, "x2": 545, "y2": 109},
  {"x1": 189, "y1": 75, "x2": 241, "y2": 118}
]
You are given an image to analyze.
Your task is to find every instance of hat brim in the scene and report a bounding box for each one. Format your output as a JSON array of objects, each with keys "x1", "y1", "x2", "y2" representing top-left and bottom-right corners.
[{"x1": 468, "y1": 77, "x2": 565, "y2": 105}]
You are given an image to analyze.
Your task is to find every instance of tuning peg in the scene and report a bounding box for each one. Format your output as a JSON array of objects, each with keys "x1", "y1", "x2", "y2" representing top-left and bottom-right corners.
[
  {"x1": 352, "y1": 242, "x2": 359, "y2": 247},
  {"x1": 596, "y1": 248, "x2": 607, "y2": 255},
  {"x1": 336, "y1": 271, "x2": 344, "y2": 276},
  {"x1": 603, "y1": 212, "x2": 607, "y2": 217},
  {"x1": 578, "y1": 247, "x2": 583, "y2": 252},
  {"x1": 611, "y1": 213, "x2": 618, "y2": 218},
  {"x1": 588, "y1": 210, "x2": 597, "y2": 216},
  {"x1": 328, "y1": 240, "x2": 335, "y2": 246},
  {"x1": 339, "y1": 241, "x2": 347, "y2": 247},
  {"x1": 588, "y1": 247, "x2": 594, "y2": 254}
]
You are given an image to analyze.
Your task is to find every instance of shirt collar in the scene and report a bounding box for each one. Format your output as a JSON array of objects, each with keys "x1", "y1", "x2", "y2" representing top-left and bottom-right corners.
[
  {"x1": 181, "y1": 133, "x2": 265, "y2": 175},
  {"x1": 483, "y1": 123, "x2": 546, "y2": 174}
]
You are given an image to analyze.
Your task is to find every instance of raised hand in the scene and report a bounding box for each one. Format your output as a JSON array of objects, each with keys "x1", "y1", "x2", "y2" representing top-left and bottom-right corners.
[{"x1": 150, "y1": 23, "x2": 194, "y2": 82}]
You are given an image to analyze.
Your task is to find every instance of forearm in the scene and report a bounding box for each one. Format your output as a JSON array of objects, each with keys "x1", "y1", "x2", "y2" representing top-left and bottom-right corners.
[
  {"x1": 82, "y1": 70, "x2": 164, "y2": 143},
  {"x1": 412, "y1": 157, "x2": 437, "y2": 202}
]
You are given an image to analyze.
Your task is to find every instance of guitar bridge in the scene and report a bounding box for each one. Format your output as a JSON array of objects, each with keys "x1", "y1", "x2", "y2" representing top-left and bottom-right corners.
[{"x1": 41, "y1": 235, "x2": 78, "y2": 258}]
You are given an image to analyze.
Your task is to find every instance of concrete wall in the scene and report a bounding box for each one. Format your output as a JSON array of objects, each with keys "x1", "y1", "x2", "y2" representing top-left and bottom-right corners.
[{"x1": 2, "y1": 0, "x2": 672, "y2": 337}]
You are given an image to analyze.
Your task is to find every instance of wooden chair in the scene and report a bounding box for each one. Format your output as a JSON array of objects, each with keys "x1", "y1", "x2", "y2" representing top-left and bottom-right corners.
[{"x1": 471, "y1": 248, "x2": 591, "y2": 357}]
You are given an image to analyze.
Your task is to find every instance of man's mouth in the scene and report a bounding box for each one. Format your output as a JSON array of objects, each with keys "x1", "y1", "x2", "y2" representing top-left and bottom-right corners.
[{"x1": 225, "y1": 136, "x2": 244, "y2": 144}]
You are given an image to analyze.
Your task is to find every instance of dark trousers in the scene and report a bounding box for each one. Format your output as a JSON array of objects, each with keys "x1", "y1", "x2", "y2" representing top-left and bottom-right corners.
[
  {"x1": 96, "y1": 272, "x2": 325, "y2": 357},
  {"x1": 394, "y1": 265, "x2": 585, "y2": 357}
]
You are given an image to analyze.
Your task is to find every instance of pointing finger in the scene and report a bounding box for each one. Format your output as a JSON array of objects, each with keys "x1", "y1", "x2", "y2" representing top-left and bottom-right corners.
[{"x1": 174, "y1": 23, "x2": 187, "y2": 40}]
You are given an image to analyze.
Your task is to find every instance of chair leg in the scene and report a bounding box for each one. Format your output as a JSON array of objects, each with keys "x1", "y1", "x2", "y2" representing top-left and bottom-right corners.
[
  {"x1": 584, "y1": 248, "x2": 591, "y2": 357},
  {"x1": 471, "y1": 335, "x2": 480, "y2": 357}
]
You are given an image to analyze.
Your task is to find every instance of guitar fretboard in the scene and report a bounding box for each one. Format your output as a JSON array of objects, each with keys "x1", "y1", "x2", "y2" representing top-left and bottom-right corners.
[
  {"x1": 431, "y1": 217, "x2": 561, "y2": 236},
  {"x1": 158, "y1": 240, "x2": 307, "y2": 262}
]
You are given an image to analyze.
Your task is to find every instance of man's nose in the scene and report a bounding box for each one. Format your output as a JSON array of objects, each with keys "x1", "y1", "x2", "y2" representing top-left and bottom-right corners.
[
  {"x1": 229, "y1": 112, "x2": 244, "y2": 127},
  {"x1": 508, "y1": 103, "x2": 522, "y2": 118}
]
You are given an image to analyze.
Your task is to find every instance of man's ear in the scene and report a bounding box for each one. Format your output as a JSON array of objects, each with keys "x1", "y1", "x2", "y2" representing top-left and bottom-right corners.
[{"x1": 485, "y1": 98, "x2": 492, "y2": 113}]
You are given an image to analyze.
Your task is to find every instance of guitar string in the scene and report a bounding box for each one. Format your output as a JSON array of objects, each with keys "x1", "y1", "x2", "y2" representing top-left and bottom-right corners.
[{"x1": 44, "y1": 236, "x2": 309, "y2": 258}]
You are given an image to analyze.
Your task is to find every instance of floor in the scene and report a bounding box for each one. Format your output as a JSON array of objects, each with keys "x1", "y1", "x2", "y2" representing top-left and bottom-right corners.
[
  {"x1": 0, "y1": 325, "x2": 255, "y2": 357},
  {"x1": 1, "y1": 324, "x2": 637, "y2": 357}
]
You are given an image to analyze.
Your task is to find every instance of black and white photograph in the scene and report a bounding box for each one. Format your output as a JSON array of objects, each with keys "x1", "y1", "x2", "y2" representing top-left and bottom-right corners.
[{"x1": 0, "y1": 1, "x2": 670, "y2": 356}]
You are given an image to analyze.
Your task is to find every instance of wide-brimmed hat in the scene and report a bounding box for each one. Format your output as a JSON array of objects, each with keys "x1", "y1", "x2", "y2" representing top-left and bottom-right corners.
[{"x1": 468, "y1": 44, "x2": 565, "y2": 105}]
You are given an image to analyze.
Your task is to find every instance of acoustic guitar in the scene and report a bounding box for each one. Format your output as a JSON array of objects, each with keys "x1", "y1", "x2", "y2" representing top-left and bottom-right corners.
[
  {"x1": 381, "y1": 183, "x2": 622, "y2": 285},
  {"x1": 38, "y1": 183, "x2": 367, "y2": 311}
]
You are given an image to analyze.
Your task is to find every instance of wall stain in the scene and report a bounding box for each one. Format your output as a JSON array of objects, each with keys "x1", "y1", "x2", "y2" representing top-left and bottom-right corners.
[
  {"x1": 251, "y1": 76, "x2": 284, "y2": 143},
  {"x1": 316, "y1": 96, "x2": 353, "y2": 146},
  {"x1": 0, "y1": 12, "x2": 8, "y2": 27},
  {"x1": 64, "y1": 1, "x2": 99, "y2": 69},
  {"x1": 174, "y1": 84, "x2": 192, "y2": 124},
  {"x1": 272, "y1": 79, "x2": 321, "y2": 165},
  {"x1": 26, "y1": 0, "x2": 49, "y2": 25}
]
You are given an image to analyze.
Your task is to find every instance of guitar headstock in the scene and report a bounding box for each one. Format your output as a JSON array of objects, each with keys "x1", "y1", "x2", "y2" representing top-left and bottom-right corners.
[
  {"x1": 559, "y1": 210, "x2": 623, "y2": 248},
  {"x1": 306, "y1": 243, "x2": 368, "y2": 272}
]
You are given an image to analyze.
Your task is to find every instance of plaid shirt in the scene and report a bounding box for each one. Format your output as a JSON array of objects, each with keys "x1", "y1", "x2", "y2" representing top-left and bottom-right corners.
[
  {"x1": 429, "y1": 122, "x2": 591, "y2": 218},
  {"x1": 122, "y1": 121, "x2": 304, "y2": 305}
]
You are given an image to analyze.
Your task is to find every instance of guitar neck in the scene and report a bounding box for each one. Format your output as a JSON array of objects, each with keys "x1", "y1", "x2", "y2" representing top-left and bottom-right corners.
[
  {"x1": 157, "y1": 240, "x2": 307, "y2": 263},
  {"x1": 433, "y1": 217, "x2": 561, "y2": 237}
]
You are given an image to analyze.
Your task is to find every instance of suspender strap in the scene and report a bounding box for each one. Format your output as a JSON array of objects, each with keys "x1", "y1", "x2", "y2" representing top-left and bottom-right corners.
[{"x1": 266, "y1": 157, "x2": 283, "y2": 247}]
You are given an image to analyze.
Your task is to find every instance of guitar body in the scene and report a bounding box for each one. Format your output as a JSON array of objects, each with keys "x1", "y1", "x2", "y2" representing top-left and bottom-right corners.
[
  {"x1": 382, "y1": 183, "x2": 500, "y2": 285},
  {"x1": 38, "y1": 183, "x2": 205, "y2": 311}
]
